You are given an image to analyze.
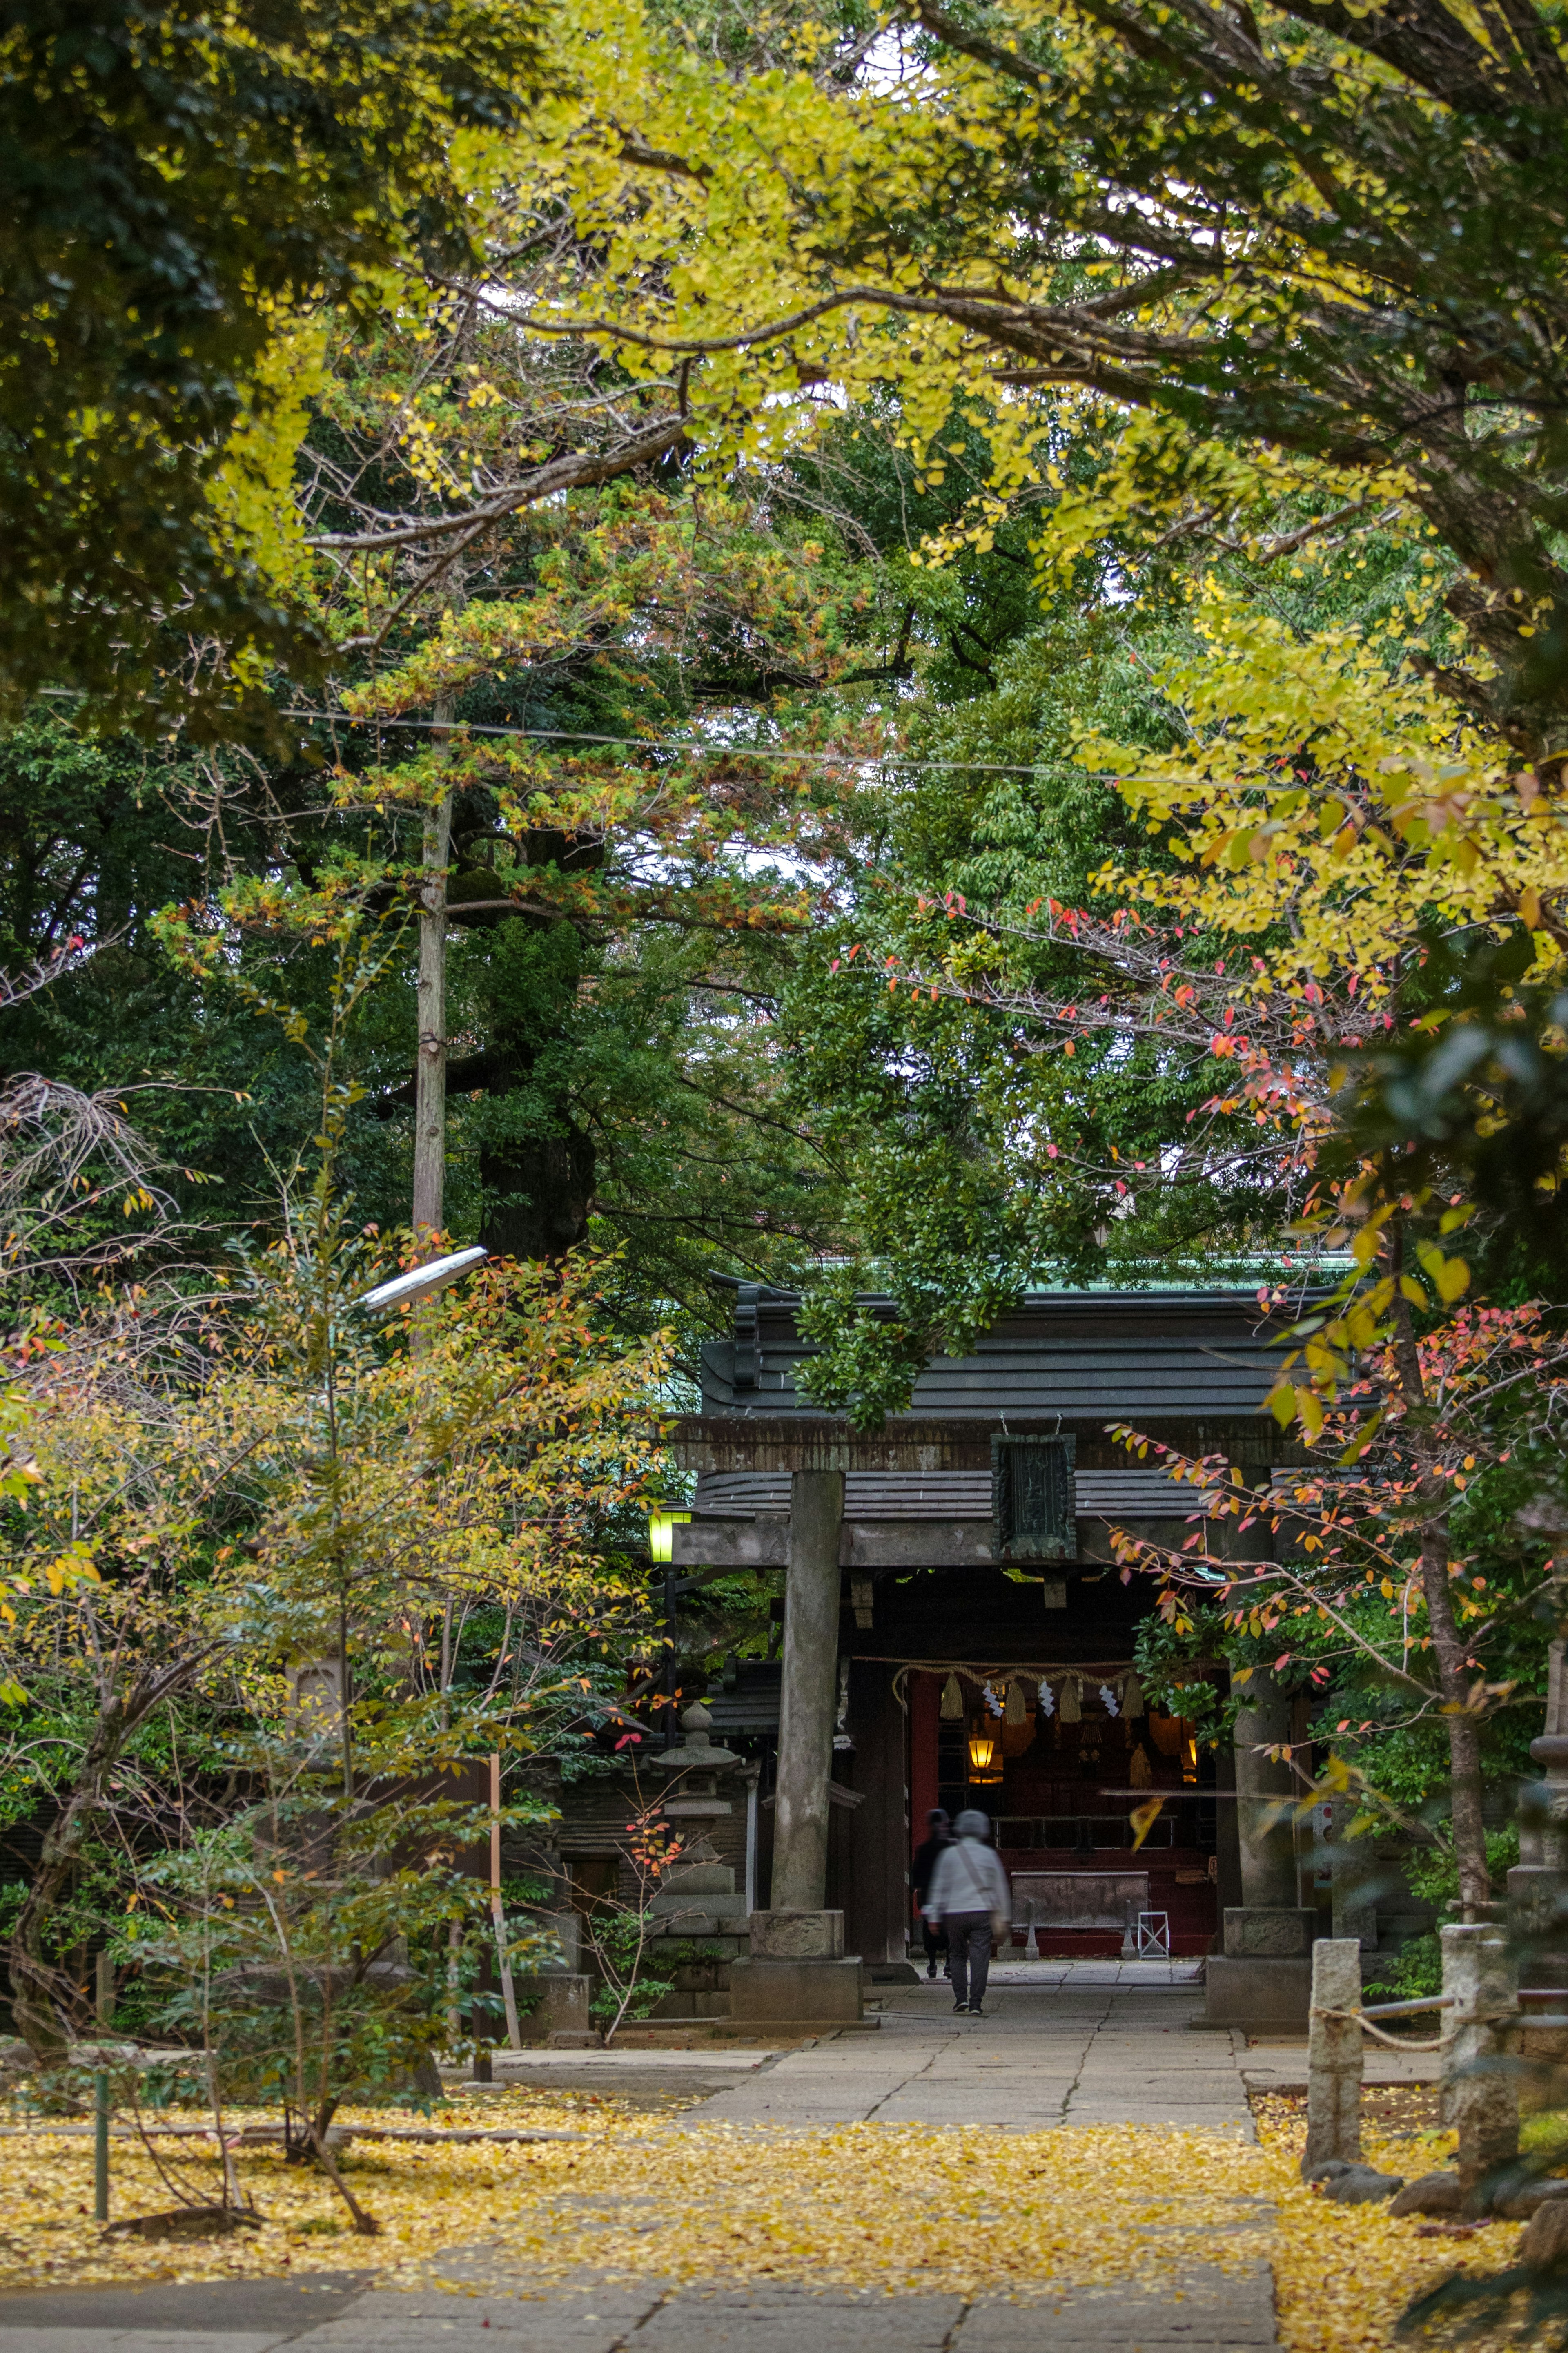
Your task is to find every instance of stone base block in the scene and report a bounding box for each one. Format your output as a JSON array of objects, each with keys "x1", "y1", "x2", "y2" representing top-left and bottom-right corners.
[
  {"x1": 1204, "y1": 1954, "x2": 1313, "y2": 2031},
  {"x1": 1519, "y1": 2025, "x2": 1568, "y2": 2113},
  {"x1": 747, "y1": 1909, "x2": 845, "y2": 1960},
  {"x1": 651, "y1": 1862, "x2": 737, "y2": 1900},
  {"x1": 646, "y1": 1906, "x2": 750, "y2": 1939},
  {"x1": 1223, "y1": 1906, "x2": 1318, "y2": 1960},
  {"x1": 728, "y1": 1955, "x2": 864, "y2": 2026},
  {"x1": 512, "y1": 1972, "x2": 592, "y2": 2043}
]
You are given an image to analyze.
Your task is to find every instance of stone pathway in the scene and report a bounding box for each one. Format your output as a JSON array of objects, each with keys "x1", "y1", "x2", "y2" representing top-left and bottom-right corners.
[
  {"x1": 0, "y1": 2263, "x2": 1281, "y2": 2353},
  {"x1": 656, "y1": 1973, "x2": 1436, "y2": 2130},
  {"x1": 684, "y1": 1976, "x2": 1248, "y2": 2131}
]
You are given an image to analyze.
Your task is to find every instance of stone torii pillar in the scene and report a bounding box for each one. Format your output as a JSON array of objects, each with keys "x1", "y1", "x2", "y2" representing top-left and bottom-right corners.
[
  {"x1": 729, "y1": 1462, "x2": 865, "y2": 2029},
  {"x1": 1204, "y1": 1665, "x2": 1319, "y2": 2030},
  {"x1": 772, "y1": 1468, "x2": 843, "y2": 1911}
]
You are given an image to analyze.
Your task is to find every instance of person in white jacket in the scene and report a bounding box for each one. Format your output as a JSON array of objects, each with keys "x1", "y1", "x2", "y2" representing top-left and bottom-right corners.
[{"x1": 922, "y1": 1808, "x2": 1011, "y2": 2015}]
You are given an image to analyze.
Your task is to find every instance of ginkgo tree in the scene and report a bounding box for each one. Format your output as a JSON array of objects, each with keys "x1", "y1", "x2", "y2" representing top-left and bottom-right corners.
[
  {"x1": 502, "y1": 0, "x2": 1568, "y2": 752},
  {"x1": 773, "y1": 546, "x2": 1568, "y2": 1908},
  {"x1": 786, "y1": 580, "x2": 1568, "y2": 1397}
]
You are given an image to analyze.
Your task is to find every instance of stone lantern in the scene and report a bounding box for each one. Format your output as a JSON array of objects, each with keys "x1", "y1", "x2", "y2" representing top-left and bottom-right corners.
[
  {"x1": 1509, "y1": 1638, "x2": 1568, "y2": 2107},
  {"x1": 648, "y1": 1702, "x2": 751, "y2": 1962}
]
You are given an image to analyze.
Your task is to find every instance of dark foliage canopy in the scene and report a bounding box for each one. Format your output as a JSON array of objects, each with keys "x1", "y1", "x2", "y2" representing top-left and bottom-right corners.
[{"x1": 0, "y1": 0, "x2": 537, "y2": 726}]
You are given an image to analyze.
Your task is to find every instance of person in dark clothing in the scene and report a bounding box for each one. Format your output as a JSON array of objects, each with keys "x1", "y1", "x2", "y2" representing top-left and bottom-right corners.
[{"x1": 911, "y1": 1808, "x2": 952, "y2": 1981}]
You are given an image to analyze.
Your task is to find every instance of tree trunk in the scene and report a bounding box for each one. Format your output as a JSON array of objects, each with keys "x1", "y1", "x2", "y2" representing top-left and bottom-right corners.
[
  {"x1": 412, "y1": 722, "x2": 453, "y2": 1243},
  {"x1": 478, "y1": 1122, "x2": 595, "y2": 1262},
  {"x1": 1419, "y1": 1519, "x2": 1492, "y2": 1918},
  {"x1": 1385, "y1": 1219, "x2": 1492, "y2": 1918}
]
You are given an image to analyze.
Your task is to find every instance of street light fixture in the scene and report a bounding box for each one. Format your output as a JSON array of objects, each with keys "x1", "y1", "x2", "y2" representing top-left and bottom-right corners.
[{"x1": 358, "y1": 1245, "x2": 487, "y2": 1314}]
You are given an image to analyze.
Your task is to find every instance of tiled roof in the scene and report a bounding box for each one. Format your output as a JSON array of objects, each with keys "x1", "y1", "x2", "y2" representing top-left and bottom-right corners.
[
  {"x1": 700, "y1": 1287, "x2": 1280, "y2": 1423},
  {"x1": 692, "y1": 1467, "x2": 1197, "y2": 1521}
]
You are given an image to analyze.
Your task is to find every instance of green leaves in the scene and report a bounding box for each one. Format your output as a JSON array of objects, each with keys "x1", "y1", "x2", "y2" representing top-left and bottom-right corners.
[{"x1": 0, "y1": 0, "x2": 542, "y2": 732}]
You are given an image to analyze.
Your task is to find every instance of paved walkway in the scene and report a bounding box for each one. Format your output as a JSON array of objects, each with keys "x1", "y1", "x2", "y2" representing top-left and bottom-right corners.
[
  {"x1": 686, "y1": 1975, "x2": 1252, "y2": 2130},
  {"x1": 493, "y1": 1966, "x2": 1437, "y2": 2130},
  {"x1": 0, "y1": 2264, "x2": 1281, "y2": 2353}
]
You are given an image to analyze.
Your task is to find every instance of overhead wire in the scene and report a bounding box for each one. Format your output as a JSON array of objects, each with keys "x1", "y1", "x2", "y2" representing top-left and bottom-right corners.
[{"x1": 280, "y1": 709, "x2": 1050, "y2": 777}]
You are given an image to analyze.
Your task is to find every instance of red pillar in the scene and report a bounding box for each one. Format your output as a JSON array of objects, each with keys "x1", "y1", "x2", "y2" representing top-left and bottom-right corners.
[{"x1": 910, "y1": 1671, "x2": 940, "y2": 1871}]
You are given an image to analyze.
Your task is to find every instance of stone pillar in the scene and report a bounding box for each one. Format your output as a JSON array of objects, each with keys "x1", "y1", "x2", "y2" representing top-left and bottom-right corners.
[
  {"x1": 771, "y1": 1469, "x2": 843, "y2": 1912},
  {"x1": 1303, "y1": 1938, "x2": 1363, "y2": 2175},
  {"x1": 1441, "y1": 1922, "x2": 1519, "y2": 2206},
  {"x1": 729, "y1": 1466, "x2": 867, "y2": 2030},
  {"x1": 1235, "y1": 1670, "x2": 1299, "y2": 1909},
  {"x1": 1203, "y1": 1668, "x2": 1318, "y2": 2030},
  {"x1": 1330, "y1": 1825, "x2": 1381, "y2": 1951},
  {"x1": 1509, "y1": 1639, "x2": 1568, "y2": 2110}
]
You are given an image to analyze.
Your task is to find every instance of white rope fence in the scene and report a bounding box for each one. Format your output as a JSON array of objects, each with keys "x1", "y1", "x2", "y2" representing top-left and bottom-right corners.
[
  {"x1": 1304, "y1": 1931, "x2": 1523, "y2": 2200},
  {"x1": 1311, "y1": 1997, "x2": 1452, "y2": 2053}
]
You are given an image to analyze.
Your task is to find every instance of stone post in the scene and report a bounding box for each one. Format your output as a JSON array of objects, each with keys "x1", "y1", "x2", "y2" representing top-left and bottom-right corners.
[
  {"x1": 1203, "y1": 1667, "x2": 1319, "y2": 2030},
  {"x1": 1303, "y1": 1938, "x2": 1363, "y2": 2175},
  {"x1": 1441, "y1": 1922, "x2": 1519, "y2": 2206},
  {"x1": 1330, "y1": 1833, "x2": 1381, "y2": 1950},
  {"x1": 1234, "y1": 1669, "x2": 1299, "y2": 1909},
  {"x1": 1509, "y1": 1638, "x2": 1568, "y2": 2111},
  {"x1": 729, "y1": 1465, "x2": 866, "y2": 2030},
  {"x1": 771, "y1": 1468, "x2": 844, "y2": 1912}
]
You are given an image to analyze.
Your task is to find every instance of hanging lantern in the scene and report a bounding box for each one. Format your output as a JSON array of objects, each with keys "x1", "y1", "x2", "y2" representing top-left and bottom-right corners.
[
  {"x1": 1059, "y1": 1675, "x2": 1081, "y2": 1725},
  {"x1": 940, "y1": 1673, "x2": 964, "y2": 1720},
  {"x1": 1122, "y1": 1667, "x2": 1145, "y2": 1717},
  {"x1": 966, "y1": 1722, "x2": 1002, "y2": 1783},
  {"x1": 1004, "y1": 1678, "x2": 1026, "y2": 1726}
]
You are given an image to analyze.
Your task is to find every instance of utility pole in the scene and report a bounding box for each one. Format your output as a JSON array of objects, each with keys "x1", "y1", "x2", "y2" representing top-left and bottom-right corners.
[{"x1": 412, "y1": 705, "x2": 454, "y2": 1247}]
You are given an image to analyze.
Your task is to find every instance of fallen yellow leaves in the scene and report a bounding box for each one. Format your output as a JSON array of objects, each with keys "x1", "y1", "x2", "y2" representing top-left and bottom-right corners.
[
  {"x1": 0, "y1": 2083, "x2": 1545, "y2": 2353},
  {"x1": 1254, "y1": 2092, "x2": 1528, "y2": 2353},
  {"x1": 0, "y1": 2095, "x2": 1272, "y2": 2300}
]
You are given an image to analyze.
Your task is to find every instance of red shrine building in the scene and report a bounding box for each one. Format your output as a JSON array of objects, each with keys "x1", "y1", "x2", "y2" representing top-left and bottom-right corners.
[
  {"x1": 537, "y1": 1282, "x2": 1392, "y2": 2032},
  {"x1": 674, "y1": 1282, "x2": 1323, "y2": 2024}
]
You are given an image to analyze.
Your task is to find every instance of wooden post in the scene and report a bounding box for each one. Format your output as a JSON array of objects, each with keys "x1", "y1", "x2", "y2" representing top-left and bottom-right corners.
[
  {"x1": 910, "y1": 1671, "x2": 940, "y2": 1860},
  {"x1": 445, "y1": 1919, "x2": 461, "y2": 2050},
  {"x1": 772, "y1": 1469, "x2": 843, "y2": 1913},
  {"x1": 910, "y1": 1668, "x2": 941, "y2": 1957},
  {"x1": 844, "y1": 1657, "x2": 911, "y2": 1965},
  {"x1": 93, "y1": 2071, "x2": 109, "y2": 2222},
  {"x1": 412, "y1": 716, "x2": 454, "y2": 1246},
  {"x1": 1303, "y1": 1938, "x2": 1363, "y2": 2175},
  {"x1": 490, "y1": 1753, "x2": 521, "y2": 2049}
]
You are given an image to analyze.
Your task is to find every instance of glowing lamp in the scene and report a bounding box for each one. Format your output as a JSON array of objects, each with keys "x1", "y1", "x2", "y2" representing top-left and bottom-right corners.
[{"x1": 967, "y1": 1726, "x2": 1002, "y2": 1783}]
